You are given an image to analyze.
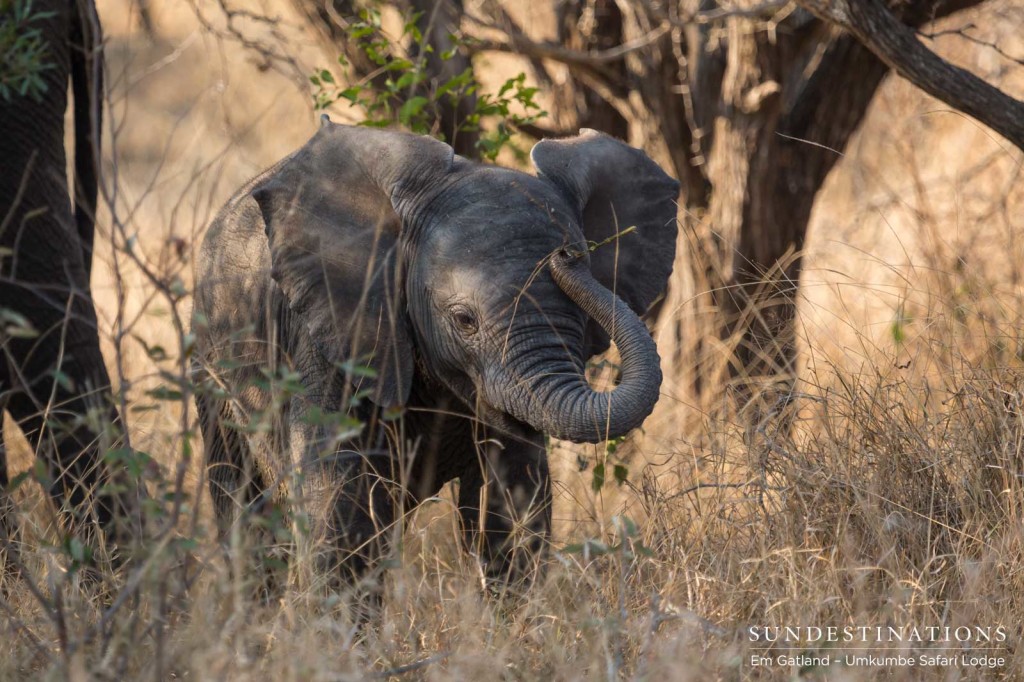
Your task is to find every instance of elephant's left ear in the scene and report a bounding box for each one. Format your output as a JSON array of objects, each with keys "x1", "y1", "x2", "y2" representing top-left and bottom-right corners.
[{"x1": 531, "y1": 129, "x2": 680, "y2": 326}]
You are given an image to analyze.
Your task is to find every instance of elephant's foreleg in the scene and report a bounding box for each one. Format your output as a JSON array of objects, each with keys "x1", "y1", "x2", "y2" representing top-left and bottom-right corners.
[
  {"x1": 196, "y1": 387, "x2": 285, "y2": 598},
  {"x1": 285, "y1": 394, "x2": 401, "y2": 609},
  {"x1": 196, "y1": 388, "x2": 267, "y2": 537},
  {"x1": 457, "y1": 433, "x2": 551, "y2": 589},
  {"x1": 312, "y1": 454, "x2": 400, "y2": 579}
]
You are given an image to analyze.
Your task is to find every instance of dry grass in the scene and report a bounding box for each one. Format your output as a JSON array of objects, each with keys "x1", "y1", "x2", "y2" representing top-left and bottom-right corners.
[{"x1": 2, "y1": 1, "x2": 1024, "y2": 679}]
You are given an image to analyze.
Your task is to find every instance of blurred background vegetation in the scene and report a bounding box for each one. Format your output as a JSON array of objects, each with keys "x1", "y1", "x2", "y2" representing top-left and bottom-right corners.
[{"x1": 2, "y1": 0, "x2": 1023, "y2": 678}]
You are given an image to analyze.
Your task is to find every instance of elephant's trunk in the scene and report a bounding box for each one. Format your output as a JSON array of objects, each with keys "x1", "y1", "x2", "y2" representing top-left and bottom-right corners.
[{"x1": 488, "y1": 248, "x2": 662, "y2": 444}]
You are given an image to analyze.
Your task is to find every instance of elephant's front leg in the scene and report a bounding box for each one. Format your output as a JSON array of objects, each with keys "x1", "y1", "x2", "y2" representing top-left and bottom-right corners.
[
  {"x1": 304, "y1": 453, "x2": 400, "y2": 581},
  {"x1": 287, "y1": 396, "x2": 401, "y2": 597},
  {"x1": 457, "y1": 431, "x2": 551, "y2": 589}
]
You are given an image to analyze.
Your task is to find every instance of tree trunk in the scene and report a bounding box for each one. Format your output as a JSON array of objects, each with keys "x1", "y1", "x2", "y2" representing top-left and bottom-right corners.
[
  {"x1": 707, "y1": 25, "x2": 893, "y2": 389},
  {"x1": 702, "y1": 1, "x2": 988, "y2": 398},
  {"x1": 555, "y1": 0, "x2": 630, "y2": 140},
  {"x1": 596, "y1": 0, "x2": 986, "y2": 412}
]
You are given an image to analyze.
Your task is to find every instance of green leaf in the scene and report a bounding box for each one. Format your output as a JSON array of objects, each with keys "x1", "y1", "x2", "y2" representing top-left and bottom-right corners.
[
  {"x1": 563, "y1": 539, "x2": 611, "y2": 556},
  {"x1": 68, "y1": 537, "x2": 88, "y2": 563},
  {"x1": 436, "y1": 67, "x2": 473, "y2": 98},
  {"x1": 300, "y1": 405, "x2": 364, "y2": 431},
  {"x1": 613, "y1": 464, "x2": 629, "y2": 486},
  {"x1": 169, "y1": 276, "x2": 187, "y2": 298},
  {"x1": 347, "y1": 387, "x2": 374, "y2": 408},
  {"x1": 145, "y1": 386, "x2": 183, "y2": 401},
  {"x1": 591, "y1": 463, "x2": 605, "y2": 493},
  {"x1": 105, "y1": 448, "x2": 155, "y2": 478},
  {"x1": 7, "y1": 471, "x2": 30, "y2": 493},
  {"x1": 398, "y1": 95, "x2": 429, "y2": 126},
  {"x1": 394, "y1": 70, "x2": 426, "y2": 91},
  {"x1": 132, "y1": 333, "x2": 169, "y2": 362},
  {"x1": 891, "y1": 305, "x2": 912, "y2": 345},
  {"x1": 614, "y1": 515, "x2": 639, "y2": 539},
  {"x1": 402, "y1": 10, "x2": 424, "y2": 40},
  {"x1": 358, "y1": 119, "x2": 391, "y2": 128},
  {"x1": 385, "y1": 57, "x2": 415, "y2": 72},
  {"x1": 0, "y1": 308, "x2": 37, "y2": 338},
  {"x1": 337, "y1": 86, "x2": 362, "y2": 102},
  {"x1": 32, "y1": 459, "x2": 49, "y2": 485},
  {"x1": 350, "y1": 25, "x2": 375, "y2": 39},
  {"x1": 382, "y1": 405, "x2": 405, "y2": 421},
  {"x1": 336, "y1": 358, "x2": 378, "y2": 379},
  {"x1": 52, "y1": 369, "x2": 74, "y2": 392}
]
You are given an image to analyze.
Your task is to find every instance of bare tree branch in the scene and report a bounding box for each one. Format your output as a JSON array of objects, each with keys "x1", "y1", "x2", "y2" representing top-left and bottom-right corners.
[
  {"x1": 796, "y1": 0, "x2": 1024, "y2": 149},
  {"x1": 919, "y1": 22, "x2": 1024, "y2": 68},
  {"x1": 640, "y1": 0, "x2": 799, "y2": 28},
  {"x1": 464, "y1": 18, "x2": 669, "y2": 69},
  {"x1": 189, "y1": 0, "x2": 306, "y2": 84}
]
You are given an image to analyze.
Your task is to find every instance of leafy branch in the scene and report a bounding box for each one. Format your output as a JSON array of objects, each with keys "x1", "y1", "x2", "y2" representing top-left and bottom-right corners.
[
  {"x1": 0, "y1": 0, "x2": 55, "y2": 101},
  {"x1": 309, "y1": 7, "x2": 545, "y2": 161}
]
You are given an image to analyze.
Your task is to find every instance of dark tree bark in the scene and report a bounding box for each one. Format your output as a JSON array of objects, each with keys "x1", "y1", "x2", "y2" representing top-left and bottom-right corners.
[
  {"x1": 704, "y1": 21, "x2": 894, "y2": 387},
  {"x1": 700, "y1": 0, "x2": 995, "y2": 394},
  {"x1": 556, "y1": 0, "x2": 630, "y2": 140}
]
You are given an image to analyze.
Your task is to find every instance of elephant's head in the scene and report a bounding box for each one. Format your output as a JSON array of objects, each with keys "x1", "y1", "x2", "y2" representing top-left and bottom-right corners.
[{"x1": 252, "y1": 120, "x2": 679, "y2": 443}]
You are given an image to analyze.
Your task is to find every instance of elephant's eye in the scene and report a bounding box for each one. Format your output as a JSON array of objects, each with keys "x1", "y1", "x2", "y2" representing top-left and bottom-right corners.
[{"x1": 449, "y1": 304, "x2": 478, "y2": 336}]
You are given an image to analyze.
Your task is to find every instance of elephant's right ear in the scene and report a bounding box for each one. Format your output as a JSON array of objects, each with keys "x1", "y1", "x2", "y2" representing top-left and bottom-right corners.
[{"x1": 251, "y1": 123, "x2": 454, "y2": 408}]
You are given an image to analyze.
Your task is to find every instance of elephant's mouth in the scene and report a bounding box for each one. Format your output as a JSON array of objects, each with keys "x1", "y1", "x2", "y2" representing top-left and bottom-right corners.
[{"x1": 470, "y1": 390, "x2": 534, "y2": 439}]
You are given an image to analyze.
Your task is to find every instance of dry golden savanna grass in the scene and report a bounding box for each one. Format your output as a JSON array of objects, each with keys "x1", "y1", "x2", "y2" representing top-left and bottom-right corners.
[{"x1": 2, "y1": 1, "x2": 1024, "y2": 679}]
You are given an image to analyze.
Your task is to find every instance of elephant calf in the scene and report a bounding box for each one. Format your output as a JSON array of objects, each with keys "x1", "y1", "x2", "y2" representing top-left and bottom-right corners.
[{"x1": 192, "y1": 119, "x2": 679, "y2": 593}]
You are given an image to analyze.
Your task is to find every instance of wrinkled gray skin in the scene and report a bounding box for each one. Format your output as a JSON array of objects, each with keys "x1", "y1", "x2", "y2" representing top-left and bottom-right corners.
[
  {"x1": 193, "y1": 121, "x2": 679, "y2": 591},
  {"x1": 0, "y1": 0, "x2": 143, "y2": 566}
]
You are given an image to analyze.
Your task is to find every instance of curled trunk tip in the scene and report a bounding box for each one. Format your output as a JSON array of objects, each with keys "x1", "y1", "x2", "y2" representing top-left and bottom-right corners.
[{"x1": 490, "y1": 252, "x2": 662, "y2": 443}]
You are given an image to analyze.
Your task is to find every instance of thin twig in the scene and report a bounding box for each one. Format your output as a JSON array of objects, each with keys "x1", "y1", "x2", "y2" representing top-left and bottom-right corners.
[
  {"x1": 464, "y1": 15, "x2": 668, "y2": 68},
  {"x1": 368, "y1": 651, "x2": 451, "y2": 679},
  {"x1": 919, "y1": 22, "x2": 1024, "y2": 67}
]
